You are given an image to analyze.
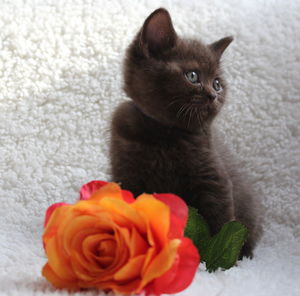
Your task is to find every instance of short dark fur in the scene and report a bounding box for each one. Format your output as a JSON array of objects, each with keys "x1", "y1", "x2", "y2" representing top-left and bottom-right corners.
[{"x1": 110, "y1": 8, "x2": 259, "y2": 257}]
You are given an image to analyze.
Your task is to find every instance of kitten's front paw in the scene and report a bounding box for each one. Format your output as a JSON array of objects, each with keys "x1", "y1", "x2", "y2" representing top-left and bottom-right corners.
[{"x1": 239, "y1": 241, "x2": 253, "y2": 260}]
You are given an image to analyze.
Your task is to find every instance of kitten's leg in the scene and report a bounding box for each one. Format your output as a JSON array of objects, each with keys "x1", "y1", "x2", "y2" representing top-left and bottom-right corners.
[
  {"x1": 235, "y1": 193, "x2": 261, "y2": 259},
  {"x1": 189, "y1": 181, "x2": 235, "y2": 235},
  {"x1": 239, "y1": 237, "x2": 254, "y2": 259},
  {"x1": 190, "y1": 187, "x2": 257, "y2": 259},
  {"x1": 191, "y1": 186, "x2": 258, "y2": 259}
]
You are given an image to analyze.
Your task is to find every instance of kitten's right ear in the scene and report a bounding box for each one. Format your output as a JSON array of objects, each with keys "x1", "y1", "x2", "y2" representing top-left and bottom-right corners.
[
  {"x1": 209, "y1": 36, "x2": 233, "y2": 59},
  {"x1": 140, "y1": 8, "x2": 177, "y2": 56}
]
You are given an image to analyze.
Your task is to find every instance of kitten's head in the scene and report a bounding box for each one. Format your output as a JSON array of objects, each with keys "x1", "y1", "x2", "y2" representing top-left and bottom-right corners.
[{"x1": 124, "y1": 8, "x2": 233, "y2": 131}]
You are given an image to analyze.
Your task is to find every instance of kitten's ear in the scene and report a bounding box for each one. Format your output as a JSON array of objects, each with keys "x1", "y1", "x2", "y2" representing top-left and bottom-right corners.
[
  {"x1": 141, "y1": 8, "x2": 177, "y2": 56},
  {"x1": 209, "y1": 36, "x2": 233, "y2": 59}
]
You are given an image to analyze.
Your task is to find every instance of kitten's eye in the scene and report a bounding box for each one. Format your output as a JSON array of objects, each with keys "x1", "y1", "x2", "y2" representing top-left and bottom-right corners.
[
  {"x1": 213, "y1": 78, "x2": 222, "y2": 91},
  {"x1": 185, "y1": 71, "x2": 199, "y2": 84}
]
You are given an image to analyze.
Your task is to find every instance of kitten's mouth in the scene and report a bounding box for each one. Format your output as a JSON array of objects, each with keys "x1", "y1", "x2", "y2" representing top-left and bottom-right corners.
[
  {"x1": 191, "y1": 95, "x2": 217, "y2": 104},
  {"x1": 191, "y1": 95, "x2": 208, "y2": 104},
  {"x1": 191, "y1": 95, "x2": 202, "y2": 102}
]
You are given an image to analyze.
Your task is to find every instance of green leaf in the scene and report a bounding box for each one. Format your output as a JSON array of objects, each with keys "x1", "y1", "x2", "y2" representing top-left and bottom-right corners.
[
  {"x1": 203, "y1": 221, "x2": 248, "y2": 272},
  {"x1": 184, "y1": 207, "x2": 248, "y2": 272},
  {"x1": 184, "y1": 206, "x2": 211, "y2": 257}
]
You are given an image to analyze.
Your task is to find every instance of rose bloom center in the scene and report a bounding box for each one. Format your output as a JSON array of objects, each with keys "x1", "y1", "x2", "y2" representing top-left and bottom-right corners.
[{"x1": 83, "y1": 232, "x2": 117, "y2": 269}]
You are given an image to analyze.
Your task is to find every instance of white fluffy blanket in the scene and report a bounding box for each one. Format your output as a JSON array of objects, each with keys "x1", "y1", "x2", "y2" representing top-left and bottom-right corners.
[{"x1": 0, "y1": 0, "x2": 299, "y2": 295}]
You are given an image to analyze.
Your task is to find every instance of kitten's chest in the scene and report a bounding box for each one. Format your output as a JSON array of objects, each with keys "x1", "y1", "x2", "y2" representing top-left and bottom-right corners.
[
  {"x1": 135, "y1": 136, "x2": 212, "y2": 191},
  {"x1": 145, "y1": 140, "x2": 201, "y2": 170}
]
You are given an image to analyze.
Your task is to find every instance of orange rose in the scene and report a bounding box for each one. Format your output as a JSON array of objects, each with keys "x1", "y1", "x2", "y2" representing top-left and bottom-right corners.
[{"x1": 42, "y1": 181, "x2": 199, "y2": 295}]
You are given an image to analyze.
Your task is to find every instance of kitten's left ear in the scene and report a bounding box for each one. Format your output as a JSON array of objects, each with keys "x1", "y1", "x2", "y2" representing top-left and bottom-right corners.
[
  {"x1": 141, "y1": 8, "x2": 177, "y2": 56},
  {"x1": 209, "y1": 36, "x2": 233, "y2": 59}
]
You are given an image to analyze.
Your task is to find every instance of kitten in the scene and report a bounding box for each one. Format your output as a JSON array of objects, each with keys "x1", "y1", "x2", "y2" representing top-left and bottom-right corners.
[{"x1": 110, "y1": 8, "x2": 260, "y2": 257}]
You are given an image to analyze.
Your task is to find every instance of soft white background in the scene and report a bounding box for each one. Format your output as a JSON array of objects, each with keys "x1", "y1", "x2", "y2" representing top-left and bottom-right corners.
[{"x1": 0, "y1": 0, "x2": 299, "y2": 295}]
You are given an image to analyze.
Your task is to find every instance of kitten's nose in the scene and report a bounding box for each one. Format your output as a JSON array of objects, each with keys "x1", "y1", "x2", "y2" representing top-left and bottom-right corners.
[
  {"x1": 208, "y1": 93, "x2": 217, "y2": 101},
  {"x1": 202, "y1": 87, "x2": 217, "y2": 102}
]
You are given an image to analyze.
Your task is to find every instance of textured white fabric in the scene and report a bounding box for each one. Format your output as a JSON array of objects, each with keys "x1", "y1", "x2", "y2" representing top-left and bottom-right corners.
[{"x1": 0, "y1": 0, "x2": 299, "y2": 295}]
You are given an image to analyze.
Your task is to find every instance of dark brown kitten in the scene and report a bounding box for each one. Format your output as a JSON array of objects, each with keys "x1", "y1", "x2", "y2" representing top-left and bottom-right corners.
[{"x1": 110, "y1": 8, "x2": 259, "y2": 257}]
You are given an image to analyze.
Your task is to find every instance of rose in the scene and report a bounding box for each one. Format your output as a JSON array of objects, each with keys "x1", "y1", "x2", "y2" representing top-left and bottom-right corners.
[
  {"x1": 43, "y1": 181, "x2": 200, "y2": 294},
  {"x1": 42, "y1": 181, "x2": 200, "y2": 295}
]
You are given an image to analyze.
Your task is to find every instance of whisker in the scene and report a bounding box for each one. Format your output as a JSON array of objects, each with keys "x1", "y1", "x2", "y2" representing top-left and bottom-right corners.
[
  {"x1": 187, "y1": 105, "x2": 194, "y2": 128},
  {"x1": 196, "y1": 109, "x2": 202, "y2": 126},
  {"x1": 182, "y1": 105, "x2": 192, "y2": 121},
  {"x1": 173, "y1": 101, "x2": 206, "y2": 129},
  {"x1": 176, "y1": 103, "x2": 189, "y2": 119},
  {"x1": 166, "y1": 96, "x2": 186, "y2": 110}
]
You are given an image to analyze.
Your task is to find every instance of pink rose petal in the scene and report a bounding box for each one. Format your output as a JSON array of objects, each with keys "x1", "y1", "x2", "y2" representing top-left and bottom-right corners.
[
  {"x1": 79, "y1": 180, "x2": 108, "y2": 200},
  {"x1": 154, "y1": 193, "x2": 188, "y2": 238}
]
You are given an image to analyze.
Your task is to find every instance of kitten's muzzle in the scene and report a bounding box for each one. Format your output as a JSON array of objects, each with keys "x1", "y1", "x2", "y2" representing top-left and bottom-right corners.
[
  {"x1": 202, "y1": 87, "x2": 217, "y2": 102},
  {"x1": 207, "y1": 93, "x2": 217, "y2": 101},
  {"x1": 191, "y1": 93, "x2": 217, "y2": 103}
]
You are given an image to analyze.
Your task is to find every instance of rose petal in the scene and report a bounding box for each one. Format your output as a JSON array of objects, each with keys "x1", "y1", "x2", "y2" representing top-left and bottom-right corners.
[
  {"x1": 129, "y1": 227, "x2": 149, "y2": 257},
  {"x1": 154, "y1": 193, "x2": 188, "y2": 238},
  {"x1": 89, "y1": 183, "x2": 123, "y2": 202},
  {"x1": 63, "y1": 215, "x2": 103, "y2": 256},
  {"x1": 132, "y1": 194, "x2": 170, "y2": 247},
  {"x1": 46, "y1": 236, "x2": 76, "y2": 281},
  {"x1": 79, "y1": 180, "x2": 108, "y2": 200},
  {"x1": 43, "y1": 205, "x2": 70, "y2": 246},
  {"x1": 99, "y1": 198, "x2": 146, "y2": 234},
  {"x1": 113, "y1": 254, "x2": 145, "y2": 281},
  {"x1": 139, "y1": 239, "x2": 181, "y2": 290},
  {"x1": 121, "y1": 189, "x2": 135, "y2": 203},
  {"x1": 79, "y1": 180, "x2": 135, "y2": 203},
  {"x1": 151, "y1": 237, "x2": 200, "y2": 294},
  {"x1": 142, "y1": 247, "x2": 157, "y2": 276},
  {"x1": 70, "y1": 251, "x2": 95, "y2": 282},
  {"x1": 42, "y1": 263, "x2": 78, "y2": 290},
  {"x1": 44, "y1": 202, "x2": 68, "y2": 228}
]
